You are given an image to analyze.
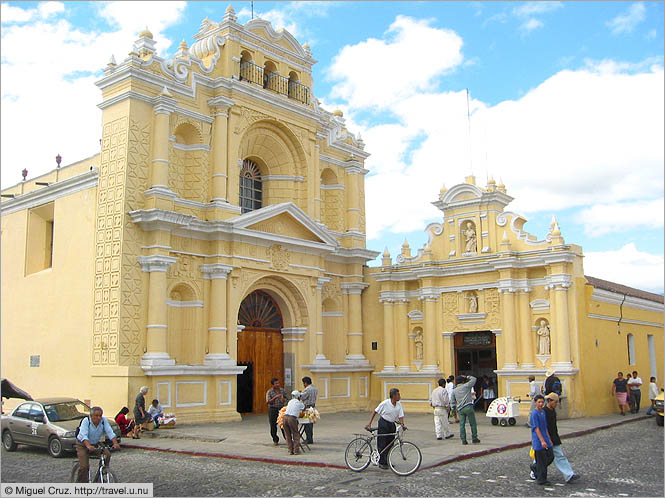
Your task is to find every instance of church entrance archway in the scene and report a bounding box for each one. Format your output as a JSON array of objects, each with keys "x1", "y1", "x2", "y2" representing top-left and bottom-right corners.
[
  {"x1": 454, "y1": 331, "x2": 497, "y2": 409},
  {"x1": 237, "y1": 290, "x2": 284, "y2": 414}
]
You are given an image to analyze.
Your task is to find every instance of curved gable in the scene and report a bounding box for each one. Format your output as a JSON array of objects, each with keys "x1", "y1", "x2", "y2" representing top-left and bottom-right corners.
[{"x1": 244, "y1": 19, "x2": 306, "y2": 57}]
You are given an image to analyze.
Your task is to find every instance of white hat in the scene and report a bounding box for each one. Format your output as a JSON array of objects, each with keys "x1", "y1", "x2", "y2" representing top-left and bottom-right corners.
[
  {"x1": 291, "y1": 390, "x2": 301, "y2": 398},
  {"x1": 545, "y1": 368, "x2": 556, "y2": 377}
]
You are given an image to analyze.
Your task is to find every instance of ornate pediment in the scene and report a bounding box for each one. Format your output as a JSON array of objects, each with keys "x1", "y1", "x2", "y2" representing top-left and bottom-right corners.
[
  {"x1": 229, "y1": 202, "x2": 339, "y2": 247},
  {"x1": 247, "y1": 213, "x2": 320, "y2": 242}
]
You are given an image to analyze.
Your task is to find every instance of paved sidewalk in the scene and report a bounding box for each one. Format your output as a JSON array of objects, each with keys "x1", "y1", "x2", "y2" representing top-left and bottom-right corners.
[{"x1": 122, "y1": 410, "x2": 651, "y2": 470}]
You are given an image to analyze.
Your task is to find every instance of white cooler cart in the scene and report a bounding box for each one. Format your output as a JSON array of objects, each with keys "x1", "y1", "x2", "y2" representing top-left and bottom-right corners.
[{"x1": 486, "y1": 396, "x2": 522, "y2": 426}]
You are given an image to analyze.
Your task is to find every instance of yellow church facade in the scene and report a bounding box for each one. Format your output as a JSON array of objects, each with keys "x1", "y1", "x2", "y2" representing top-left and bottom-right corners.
[{"x1": 2, "y1": 11, "x2": 662, "y2": 421}]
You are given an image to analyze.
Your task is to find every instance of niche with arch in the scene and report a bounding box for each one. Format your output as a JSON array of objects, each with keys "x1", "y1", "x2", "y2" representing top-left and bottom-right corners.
[
  {"x1": 169, "y1": 121, "x2": 208, "y2": 203},
  {"x1": 460, "y1": 220, "x2": 478, "y2": 254},
  {"x1": 320, "y1": 167, "x2": 343, "y2": 231},
  {"x1": 167, "y1": 283, "x2": 203, "y2": 365}
]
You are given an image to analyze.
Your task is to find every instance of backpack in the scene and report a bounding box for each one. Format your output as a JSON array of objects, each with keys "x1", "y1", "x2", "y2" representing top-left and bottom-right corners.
[
  {"x1": 75, "y1": 417, "x2": 87, "y2": 437},
  {"x1": 551, "y1": 379, "x2": 562, "y2": 396},
  {"x1": 75, "y1": 416, "x2": 111, "y2": 438}
]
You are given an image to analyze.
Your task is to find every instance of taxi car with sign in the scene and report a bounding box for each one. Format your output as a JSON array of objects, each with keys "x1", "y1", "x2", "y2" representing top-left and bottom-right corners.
[{"x1": 1, "y1": 397, "x2": 121, "y2": 457}]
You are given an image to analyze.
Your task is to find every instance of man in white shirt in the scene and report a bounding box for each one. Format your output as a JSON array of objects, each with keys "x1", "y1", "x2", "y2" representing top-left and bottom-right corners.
[
  {"x1": 430, "y1": 378, "x2": 454, "y2": 440},
  {"x1": 646, "y1": 377, "x2": 659, "y2": 416},
  {"x1": 446, "y1": 375, "x2": 459, "y2": 423},
  {"x1": 627, "y1": 371, "x2": 643, "y2": 414},
  {"x1": 366, "y1": 388, "x2": 407, "y2": 469},
  {"x1": 526, "y1": 375, "x2": 540, "y2": 427},
  {"x1": 283, "y1": 391, "x2": 305, "y2": 455}
]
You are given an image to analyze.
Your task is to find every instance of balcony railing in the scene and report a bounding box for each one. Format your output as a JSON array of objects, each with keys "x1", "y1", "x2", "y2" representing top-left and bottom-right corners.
[{"x1": 239, "y1": 61, "x2": 310, "y2": 106}]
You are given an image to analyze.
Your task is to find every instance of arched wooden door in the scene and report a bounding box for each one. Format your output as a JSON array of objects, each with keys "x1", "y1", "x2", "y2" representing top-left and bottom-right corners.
[{"x1": 237, "y1": 290, "x2": 284, "y2": 414}]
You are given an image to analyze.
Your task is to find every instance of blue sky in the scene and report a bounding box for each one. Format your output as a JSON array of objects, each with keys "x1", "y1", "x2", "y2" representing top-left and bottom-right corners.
[{"x1": 1, "y1": 1, "x2": 663, "y2": 292}]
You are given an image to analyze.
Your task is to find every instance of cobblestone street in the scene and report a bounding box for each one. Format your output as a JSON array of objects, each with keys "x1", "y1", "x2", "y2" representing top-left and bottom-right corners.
[{"x1": 2, "y1": 418, "x2": 662, "y2": 496}]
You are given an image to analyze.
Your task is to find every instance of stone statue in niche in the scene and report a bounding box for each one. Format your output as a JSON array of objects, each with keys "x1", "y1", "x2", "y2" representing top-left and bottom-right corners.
[
  {"x1": 537, "y1": 319, "x2": 551, "y2": 355},
  {"x1": 463, "y1": 222, "x2": 477, "y2": 253},
  {"x1": 414, "y1": 330, "x2": 423, "y2": 360},
  {"x1": 466, "y1": 293, "x2": 478, "y2": 313}
]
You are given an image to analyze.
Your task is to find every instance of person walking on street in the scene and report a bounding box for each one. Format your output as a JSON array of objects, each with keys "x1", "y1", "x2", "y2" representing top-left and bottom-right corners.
[
  {"x1": 612, "y1": 372, "x2": 629, "y2": 415},
  {"x1": 451, "y1": 375, "x2": 480, "y2": 445},
  {"x1": 446, "y1": 375, "x2": 459, "y2": 423},
  {"x1": 628, "y1": 370, "x2": 643, "y2": 414},
  {"x1": 526, "y1": 375, "x2": 540, "y2": 427},
  {"x1": 544, "y1": 368, "x2": 562, "y2": 396},
  {"x1": 365, "y1": 388, "x2": 407, "y2": 469},
  {"x1": 646, "y1": 377, "x2": 659, "y2": 416},
  {"x1": 543, "y1": 393, "x2": 580, "y2": 483},
  {"x1": 429, "y1": 378, "x2": 454, "y2": 440},
  {"x1": 283, "y1": 390, "x2": 305, "y2": 455},
  {"x1": 529, "y1": 394, "x2": 554, "y2": 485},
  {"x1": 300, "y1": 376, "x2": 318, "y2": 444},
  {"x1": 266, "y1": 378, "x2": 289, "y2": 445}
]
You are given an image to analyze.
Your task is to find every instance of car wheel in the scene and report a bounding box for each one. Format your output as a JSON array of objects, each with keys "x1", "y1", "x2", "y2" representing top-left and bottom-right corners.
[
  {"x1": 657, "y1": 416, "x2": 664, "y2": 427},
  {"x1": 491, "y1": 417, "x2": 499, "y2": 426},
  {"x1": 2, "y1": 430, "x2": 17, "y2": 451},
  {"x1": 508, "y1": 417, "x2": 516, "y2": 426},
  {"x1": 499, "y1": 418, "x2": 508, "y2": 426},
  {"x1": 48, "y1": 436, "x2": 64, "y2": 458}
]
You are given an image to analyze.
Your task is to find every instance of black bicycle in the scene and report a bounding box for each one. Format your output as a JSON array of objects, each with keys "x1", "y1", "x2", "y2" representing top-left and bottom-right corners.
[
  {"x1": 69, "y1": 442, "x2": 119, "y2": 483},
  {"x1": 344, "y1": 426, "x2": 422, "y2": 476}
]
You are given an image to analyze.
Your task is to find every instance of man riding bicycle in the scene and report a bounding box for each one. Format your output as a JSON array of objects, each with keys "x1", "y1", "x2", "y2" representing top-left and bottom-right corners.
[{"x1": 75, "y1": 406, "x2": 120, "y2": 482}]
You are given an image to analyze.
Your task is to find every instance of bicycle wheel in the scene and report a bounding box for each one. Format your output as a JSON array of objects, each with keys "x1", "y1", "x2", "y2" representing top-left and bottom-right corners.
[
  {"x1": 388, "y1": 441, "x2": 422, "y2": 476},
  {"x1": 344, "y1": 437, "x2": 372, "y2": 472},
  {"x1": 94, "y1": 467, "x2": 119, "y2": 483},
  {"x1": 69, "y1": 463, "x2": 80, "y2": 483}
]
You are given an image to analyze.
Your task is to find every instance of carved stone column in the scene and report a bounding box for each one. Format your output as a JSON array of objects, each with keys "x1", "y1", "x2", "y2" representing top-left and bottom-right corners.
[
  {"x1": 208, "y1": 96, "x2": 234, "y2": 206},
  {"x1": 342, "y1": 282, "x2": 369, "y2": 364},
  {"x1": 550, "y1": 282, "x2": 573, "y2": 368},
  {"x1": 394, "y1": 299, "x2": 410, "y2": 372},
  {"x1": 421, "y1": 294, "x2": 439, "y2": 372},
  {"x1": 345, "y1": 162, "x2": 362, "y2": 233},
  {"x1": 518, "y1": 289, "x2": 535, "y2": 368},
  {"x1": 500, "y1": 289, "x2": 518, "y2": 369},
  {"x1": 201, "y1": 263, "x2": 234, "y2": 366},
  {"x1": 138, "y1": 255, "x2": 177, "y2": 366},
  {"x1": 380, "y1": 298, "x2": 396, "y2": 372},
  {"x1": 441, "y1": 332, "x2": 456, "y2": 376},
  {"x1": 149, "y1": 89, "x2": 177, "y2": 193},
  {"x1": 314, "y1": 277, "x2": 331, "y2": 365}
]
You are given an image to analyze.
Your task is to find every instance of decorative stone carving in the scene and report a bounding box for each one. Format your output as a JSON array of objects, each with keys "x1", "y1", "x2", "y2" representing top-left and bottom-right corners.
[
  {"x1": 466, "y1": 292, "x2": 478, "y2": 313},
  {"x1": 268, "y1": 244, "x2": 290, "y2": 271},
  {"x1": 414, "y1": 330, "x2": 423, "y2": 360},
  {"x1": 536, "y1": 319, "x2": 551, "y2": 355},
  {"x1": 233, "y1": 107, "x2": 270, "y2": 135},
  {"x1": 462, "y1": 221, "x2": 477, "y2": 253}
]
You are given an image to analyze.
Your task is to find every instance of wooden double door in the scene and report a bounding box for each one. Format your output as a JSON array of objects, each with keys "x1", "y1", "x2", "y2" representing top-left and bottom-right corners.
[{"x1": 237, "y1": 291, "x2": 284, "y2": 414}]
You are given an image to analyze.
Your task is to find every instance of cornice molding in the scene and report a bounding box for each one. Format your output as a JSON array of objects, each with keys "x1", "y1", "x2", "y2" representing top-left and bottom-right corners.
[
  {"x1": 589, "y1": 288, "x2": 665, "y2": 314},
  {"x1": 1, "y1": 169, "x2": 98, "y2": 216},
  {"x1": 200, "y1": 263, "x2": 234, "y2": 279},
  {"x1": 137, "y1": 255, "x2": 178, "y2": 272}
]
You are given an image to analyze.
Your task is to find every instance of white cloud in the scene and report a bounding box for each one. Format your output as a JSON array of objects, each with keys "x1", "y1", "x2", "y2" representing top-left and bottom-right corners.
[
  {"x1": 341, "y1": 55, "x2": 663, "y2": 241},
  {"x1": 606, "y1": 2, "x2": 646, "y2": 35},
  {"x1": 0, "y1": 2, "x2": 186, "y2": 187},
  {"x1": 236, "y1": 1, "x2": 336, "y2": 41},
  {"x1": 577, "y1": 199, "x2": 664, "y2": 237},
  {"x1": 327, "y1": 16, "x2": 464, "y2": 109},
  {"x1": 0, "y1": 1, "x2": 64, "y2": 23},
  {"x1": 584, "y1": 243, "x2": 664, "y2": 293},
  {"x1": 521, "y1": 18, "x2": 544, "y2": 33},
  {"x1": 513, "y1": 1, "x2": 563, "y2": 17}
]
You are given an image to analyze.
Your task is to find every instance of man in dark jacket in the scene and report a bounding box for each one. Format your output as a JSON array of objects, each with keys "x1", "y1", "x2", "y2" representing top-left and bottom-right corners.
[{"x1": 538, "y1": 393, "x2": 580, "y2": 484}]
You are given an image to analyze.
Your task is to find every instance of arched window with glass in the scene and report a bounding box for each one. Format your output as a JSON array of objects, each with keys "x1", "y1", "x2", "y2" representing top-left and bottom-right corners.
[{"x1": 240, "y1": 159, "x2": 262, "y2": 213}]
